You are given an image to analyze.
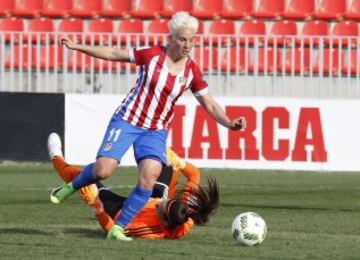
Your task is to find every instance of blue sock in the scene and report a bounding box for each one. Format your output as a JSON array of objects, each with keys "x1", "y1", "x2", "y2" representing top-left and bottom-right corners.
[
  {"x1": 115, "y1": 185, "x2": 153, "y2": 228},
  {"x1": 72, "y1": 163, "x2": 98, "y2": 190}
]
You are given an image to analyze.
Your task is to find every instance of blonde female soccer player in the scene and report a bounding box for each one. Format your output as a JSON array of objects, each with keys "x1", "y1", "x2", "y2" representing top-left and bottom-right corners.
[{"x1": 51, "y1": 11, "x2": 245, "y2": 241}]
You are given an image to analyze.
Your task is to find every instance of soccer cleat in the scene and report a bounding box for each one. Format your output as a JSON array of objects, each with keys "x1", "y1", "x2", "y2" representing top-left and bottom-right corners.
[
  {"x1": 50, "y1": 183, "x2": 76, "y2": 204},
  {"x1": 47, "y1": 133, "x2": 63, "y2": 159},
  {"x1": 107, "y1": 225, "x2": 132, "y2": 241},
  {"x1": 166, "y1": 147, "x2": 186, "y2": 170}
]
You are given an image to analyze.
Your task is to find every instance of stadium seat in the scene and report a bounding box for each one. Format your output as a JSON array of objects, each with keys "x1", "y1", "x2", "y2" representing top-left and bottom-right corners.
[
  {"x1": 86, "y1": 18, "x2": 114, "y2": 44},
  {"x1": 117, "y1": 18, "x2": 143, "y2": 45},
  {"x1": 251, "y1": 0, "x2": 284, "y2": 19},
  {"x1": 284, "y1": 47, "x2": 311, "y2": 73},
  {"x1": 197, "y1": 20, "x2": 204, "y2": 35},
  {"x1": 41, "y1": 0, "x2": 72, "y2": 17},
  {"x1": 25, "y1": 17, "x2": 54, "y2": 43},
  {"x1": 12, "y1": 0, "x2": 43, "y2": 17},
  {"x1": 120, "y1": 62, "x2": 137, "y2": 72},
  {"x1": 0, "y1": 17, "x2": 24, "y2": 42},
  {"x1": 95, "y1": 56, "x2": 134, "y2": 72},
  {"x1": 269, "y1": 20, "x2": 298, "y2": 46},
  {"x1": 342, "y1": 49, "x2": 360, "y2": 75},
  {"x1": 94, "y1": 56, "x2": 118, "y2": 71},
  {"x1": 220, "y1": 47, "x2": 250, "y2": 73},
  {"x1": 193, "y1": 46, "x2": 218, "y2": 72},
  {"x1": 67, "y1": 50, "x2": 93, "y2": 71},
  {"x1": 331, "y1": 21, "x2": 358, "y2": 46},
  {"x1": 313, "y1": 48, "x2": 343, "y2": 75},
  {"x1": 5, "y1": 44, "x2": 33, "y2": 69},
  {"x1": 193, "y1": 19, "x2": 204, "y2": 44},
  {"x1": 238, "y1": 20, "x2": 266, "y2": 45},
  {"x1": 314, "y1": 0, "x2": 346, "y2": 20},
  {"x1": 69, "y1": 50, "x2": 123, "y2": 72},
  {"x1": 191, "y1": 0, "x2": 222, "y2": 19},
  {"x1": 130, "y1": 0, "x2": 163, "y2": 19},
  {"x1": 0, "y1": 0, "x2": 15, "y2": 16},
  {"x1": 160, "y1": 0, "x2": 192, "y2": 18},
  {"x1": 57, "y1": 18, "x2": 84, "y2": 41},
  {"x1": 219, "y1": 0, "x2": 253, "y2": 19},
  {"x1": 144, "y1": 19, "x2": 169, "y2": 44},
  {"x1": 101, "y1": 60, "x2": 135, "y2": 73},
  {"x1": 283, "y1": 0, "x2": 315, "y2": 19},
  {"x1": 206, "y1": 19, "x2": 235, "y2": 46},
  {"x1": 249, "y1": 47, "x2": 281, "y2": 73},
  {"x1": 345, "y1": 0, "x2": 360, "y2": 19},
  {"x1": 99, "y1": 0, "x2": 132, "y2": 18},
  {"x1": 299, "y1": 20, "x2": 329, "y2": 46},
  {"x1": 69, "y1": 0, "x2": 101, "y2": 18},
  {"x1": 0, "y1": 17, "x2": 24, "y2": 31},
  {"x1": 32, "y1": 44, "x2": 63, "y2": 69}
]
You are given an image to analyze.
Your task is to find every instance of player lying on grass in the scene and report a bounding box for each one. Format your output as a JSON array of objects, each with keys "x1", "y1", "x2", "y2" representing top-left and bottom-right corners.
[{"x1": 48, "y1": 133, "x2": 219, "y2": 239}]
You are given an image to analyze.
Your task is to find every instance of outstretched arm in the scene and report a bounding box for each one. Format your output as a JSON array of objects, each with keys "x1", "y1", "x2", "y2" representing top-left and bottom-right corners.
[
  {"x1": 196, "y1": 93, "x2": 246, "y2": 131},
  {"x1": 166, "y1": 148, "x2": 200, "y2": 200},
  {"x1": 60, "y1": 37, "x2": 131, "y2": 62},
  {"x1": 180, "y1": 161, "x2": 200, "y2": 196},
  {"x1": 166, "y1": 148, "x2": 199, "y2": 198}
]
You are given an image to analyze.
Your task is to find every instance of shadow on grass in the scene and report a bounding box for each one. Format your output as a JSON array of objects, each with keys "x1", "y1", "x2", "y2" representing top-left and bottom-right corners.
[
  {"x1": 0, "y1": 228, "x2": 54, "y2": 236},
  {"x1": 221, "y1": 203, "x2": 358, "y2": 212},
  {"x1": 0, "y1": 199, "x2": 54, "y2": 205},
  {"x1": 0, "y1": 227, "x2": 104, "y2": 239},
  {"x1": 62, "y1": 228, "x2": 104, "y2": 239}
]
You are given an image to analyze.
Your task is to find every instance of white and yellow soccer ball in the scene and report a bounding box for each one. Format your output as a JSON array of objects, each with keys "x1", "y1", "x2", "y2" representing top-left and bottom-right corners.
[{"x1": 231, "y1": 212, "x2": 267, "y2": 246}]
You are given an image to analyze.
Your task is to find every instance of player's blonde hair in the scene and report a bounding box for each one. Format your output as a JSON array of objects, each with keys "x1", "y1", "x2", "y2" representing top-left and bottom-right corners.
[{"x1": 168, "y1": 11, "x2": 199, "y2": 35}]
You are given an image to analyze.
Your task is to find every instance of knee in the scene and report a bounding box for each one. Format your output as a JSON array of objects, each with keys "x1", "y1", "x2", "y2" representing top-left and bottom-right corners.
[
  {"x1": 137, "y1": 159, "x2": 163, "y2": 189},
  {"x1": 139, "y1": 177, "x2": 158, "y2": 190},
  {"x1": 93, "y1": 159, "x2": 117, "y2": 179},
  {"x1": 139, "y1": 169, "x2": 161, "y2": 190}
]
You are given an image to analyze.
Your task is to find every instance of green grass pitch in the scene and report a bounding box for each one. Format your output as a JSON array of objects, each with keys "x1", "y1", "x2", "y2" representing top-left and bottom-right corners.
[{"x1": 0, "y1": 163, "x2": 359, "y2": 259}]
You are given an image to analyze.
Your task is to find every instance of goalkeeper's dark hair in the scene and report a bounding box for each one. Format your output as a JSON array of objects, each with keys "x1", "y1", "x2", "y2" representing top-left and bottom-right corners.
[
  {"x1": 163, "y1": 177, "x2": 220, "y2": 228},
  {"x1": 183, "y1": 177, "x2": 220, "y2": 225},
  {"x1": 164, "y1": 199, "x2": 189, "y2": 228}
]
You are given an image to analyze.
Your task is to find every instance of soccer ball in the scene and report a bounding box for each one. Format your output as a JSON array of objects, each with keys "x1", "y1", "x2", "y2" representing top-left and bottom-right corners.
[{"x1": 231, "y1": 212, "x2": 267, "y2": 246}]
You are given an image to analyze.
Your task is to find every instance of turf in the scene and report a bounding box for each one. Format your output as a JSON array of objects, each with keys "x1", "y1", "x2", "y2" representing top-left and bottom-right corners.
[{"x1": 0, "y1": 163, "x2": 359, "y2": 259}]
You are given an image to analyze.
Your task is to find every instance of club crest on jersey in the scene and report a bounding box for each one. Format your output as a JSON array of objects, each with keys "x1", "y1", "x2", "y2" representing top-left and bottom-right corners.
[
  {"x1": 178, "y1": 76, "x2": 187, "y2": 85},
  {"x1": 103, "y1": 142, "x2": 112, "y2": 151}
]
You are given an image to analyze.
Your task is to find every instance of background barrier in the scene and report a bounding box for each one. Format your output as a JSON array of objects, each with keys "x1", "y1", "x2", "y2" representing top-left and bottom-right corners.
[
  {"x1": 1, "y1": 32, "x2": 360, "y2": 99},
  {"x1": 65, "y1": 94, "x2": 360, "y2": 171},
  {"x1": 0, "y1": 92, "x2": 64, "y2": 161}
]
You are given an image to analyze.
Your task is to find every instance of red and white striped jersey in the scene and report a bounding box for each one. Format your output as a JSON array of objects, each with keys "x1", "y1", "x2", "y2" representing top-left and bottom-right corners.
[{"x1": 115, "y1": 46, "x2": 208, "y2": 130}]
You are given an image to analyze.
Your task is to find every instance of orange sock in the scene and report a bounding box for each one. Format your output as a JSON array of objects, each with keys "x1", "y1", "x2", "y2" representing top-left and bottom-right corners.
[
  {"x1": 51, "y1": 156, "x2": 98, "y2": 205},
  {"x1": 51, "y1": 156, "x2": 82, "y2": 183},
  {"x1": 96, "y1": 211, "x2": 115, "y2": 232}
]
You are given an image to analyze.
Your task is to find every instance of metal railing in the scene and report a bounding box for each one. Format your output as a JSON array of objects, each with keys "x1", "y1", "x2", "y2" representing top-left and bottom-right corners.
[{"x1": 0, "y1": 32, "x2": 359, "y2": 99}]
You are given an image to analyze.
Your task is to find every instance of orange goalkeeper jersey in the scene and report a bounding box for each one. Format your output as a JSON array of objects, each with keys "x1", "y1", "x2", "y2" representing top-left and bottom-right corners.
[
  {"x1": 118, "y1": 198, "x2": 194, "y2": 239},
  {"x1": 97, "y1": 161, "x2": 200, "y2": 239}
]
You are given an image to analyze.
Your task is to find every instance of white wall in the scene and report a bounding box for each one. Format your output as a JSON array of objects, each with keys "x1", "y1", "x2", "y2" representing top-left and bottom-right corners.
[{"x1": 65, "y1": 94, "x2": 360, "y2": 171}]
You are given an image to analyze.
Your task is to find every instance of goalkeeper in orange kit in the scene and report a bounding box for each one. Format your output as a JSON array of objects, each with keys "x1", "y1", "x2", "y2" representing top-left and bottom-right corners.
[{"x1": 48, "y1": 133, "x2": 219, "y2": 239}]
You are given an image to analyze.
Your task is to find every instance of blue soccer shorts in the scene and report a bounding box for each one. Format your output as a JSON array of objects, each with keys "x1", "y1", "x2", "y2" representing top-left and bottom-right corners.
[{"x1": 97, "y1": 116, "x2": 167, "y2": 165}]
